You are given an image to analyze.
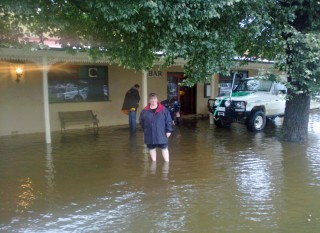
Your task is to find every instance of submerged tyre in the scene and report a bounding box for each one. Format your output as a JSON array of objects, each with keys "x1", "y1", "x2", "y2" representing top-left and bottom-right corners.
[
  {"x1": 246, "y1": 111, "x2": 266, "y2": 131},
  {"x1": 214, "y1": 119, "x2": 231, "y2": 128}
]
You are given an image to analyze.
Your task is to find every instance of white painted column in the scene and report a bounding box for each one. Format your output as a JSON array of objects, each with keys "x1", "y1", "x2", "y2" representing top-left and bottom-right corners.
[
  {"x1": 46, "y1": 144, "x2": 55, "y2": 190},
  {"x1": 142, "y1": 70, "x2": 148, "y2": 108},
  {"x1": 46, "y1": 143, "x2": 55, "y2": 209},
  {"x1": 42, "y1": 56, "x2": 52, "y2": 144},
  {"x1": 209, "y1": 75, "x2": 214, "y2": 125}
]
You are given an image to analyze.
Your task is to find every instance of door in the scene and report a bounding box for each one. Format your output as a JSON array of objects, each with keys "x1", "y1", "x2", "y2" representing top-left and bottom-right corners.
[
  {"x1": 268, "y1": 83, "x2": 287, "y2": 116},
  {"x1": 167, "y1": 72, "x2": 197, "y2": 115}
]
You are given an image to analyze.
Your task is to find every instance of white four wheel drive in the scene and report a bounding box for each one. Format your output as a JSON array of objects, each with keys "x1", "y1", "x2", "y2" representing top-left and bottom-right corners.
[{"x1": 208, "y1": 77, "x2": 287, "y2": 131}]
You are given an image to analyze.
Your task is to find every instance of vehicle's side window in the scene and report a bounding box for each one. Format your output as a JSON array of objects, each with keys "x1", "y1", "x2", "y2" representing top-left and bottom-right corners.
[
  {"x1": 274, "y1": 83, "x2": 287, "y2": 95},
  {"x1": 247, "y1": 80, "x2": 260, "y2": 91}
]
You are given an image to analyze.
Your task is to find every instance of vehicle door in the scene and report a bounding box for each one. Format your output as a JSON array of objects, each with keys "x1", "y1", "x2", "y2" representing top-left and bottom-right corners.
[{"x1": 267, "y1": 83, "x2": 286, "y2": 116}]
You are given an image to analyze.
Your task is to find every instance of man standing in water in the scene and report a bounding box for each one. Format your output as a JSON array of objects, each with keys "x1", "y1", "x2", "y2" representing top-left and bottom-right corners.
[
  {"x1": 139, "y1": 93, "x2": 173, "y2": 162},
  {"x1": 122, "y1": 84, "x2": 140, "y2": 133}
]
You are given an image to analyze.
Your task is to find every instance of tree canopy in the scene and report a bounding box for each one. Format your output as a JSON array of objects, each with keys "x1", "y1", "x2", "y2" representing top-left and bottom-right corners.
[
  {"x1": 1, "y1": 1, "x2": 319, "y2": 86},
  {"x1": 0, "y1": 1, "x2": 312, "y2": 82}
]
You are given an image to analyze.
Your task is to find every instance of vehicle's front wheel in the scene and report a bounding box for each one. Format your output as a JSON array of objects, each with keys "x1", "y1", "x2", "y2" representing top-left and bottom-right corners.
[
  {"x1": 246, "y1": 111, "x2": 266, "y2": 131},
  {"x1": 214, "y1": 118, "x2": 231, "y2": 128}
]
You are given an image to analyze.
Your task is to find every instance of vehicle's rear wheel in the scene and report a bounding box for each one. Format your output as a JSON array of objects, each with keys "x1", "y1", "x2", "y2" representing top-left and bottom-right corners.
[
  {"x1": 246, "y1": 111, "x2": 266, "y2": 131},
  {"x1": 214, "y1": 118, "x2": 231, "y2": 128}
]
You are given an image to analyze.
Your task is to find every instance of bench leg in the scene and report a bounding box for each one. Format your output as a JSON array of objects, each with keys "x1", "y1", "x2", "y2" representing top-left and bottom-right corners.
[
  {"x1": 61, "y1": 126, "x2": 66, "y2": 135},
  {"x1": 93, "y1": 123, "x2": 99, "y2": 136}
]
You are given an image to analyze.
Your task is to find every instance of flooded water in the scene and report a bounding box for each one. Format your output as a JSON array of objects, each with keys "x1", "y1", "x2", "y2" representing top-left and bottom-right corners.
[{"x1": 1, "y1": 111, "x2": 320, "y2": 233}]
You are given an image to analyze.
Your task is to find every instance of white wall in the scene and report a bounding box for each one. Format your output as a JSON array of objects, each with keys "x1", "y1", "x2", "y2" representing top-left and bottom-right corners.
[{"x1": 0, "y1": 61, "x2": 45, "y2": 135}]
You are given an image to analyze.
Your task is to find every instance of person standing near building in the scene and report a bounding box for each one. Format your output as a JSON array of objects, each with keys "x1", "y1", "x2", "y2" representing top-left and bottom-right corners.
[
  {"x1": 122, "y1": 84, "x2": 140, "y2": 133},
  {"x1": 161, "y1": 98, "x2": 181, "y2": 126},
  {"x1": 139, "y1": 93, "x2": 173, "y2": 162}
]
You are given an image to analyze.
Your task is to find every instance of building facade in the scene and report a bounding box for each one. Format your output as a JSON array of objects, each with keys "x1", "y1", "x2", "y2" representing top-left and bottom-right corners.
[{"x1": 0, "y1": 48, "x2": 277, "y2": 142}]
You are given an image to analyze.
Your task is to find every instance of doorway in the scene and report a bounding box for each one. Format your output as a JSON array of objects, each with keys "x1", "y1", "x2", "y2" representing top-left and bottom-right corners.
[{"x1": 167, "y1": 72, "x2": 197, "y2": 115}]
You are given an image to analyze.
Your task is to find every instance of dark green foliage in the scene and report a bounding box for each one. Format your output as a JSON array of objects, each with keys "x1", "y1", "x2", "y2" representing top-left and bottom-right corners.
[
  {"x1": 0, "y1": 1, "x2": 318, "y2": 89},
  {"x1": 0, "y1": 1, "x2": 289, "y2": 83}
]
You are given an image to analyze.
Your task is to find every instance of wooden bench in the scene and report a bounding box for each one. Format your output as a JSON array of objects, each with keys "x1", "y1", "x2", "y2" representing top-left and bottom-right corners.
[{"x1": 58, "y1": 110, "x2": 99, "y2": 136}]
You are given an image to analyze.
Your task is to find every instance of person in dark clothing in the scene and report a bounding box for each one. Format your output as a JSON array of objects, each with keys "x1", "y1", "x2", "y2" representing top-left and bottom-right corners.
[
  {"x1": 172, "y1": 99, "x2": 181, "y2": 126},
  {"x1": 139, "y1": 93, "x2": 173, "y2": 162},
  {"x1": 161, "y1": 98, "x2": 181, "y2": 126},
  {"x1": 160, "y1": 99, "x2": 175, "y2": 124},
  {"x1": 122, "y1": 84, "x2": 140, "y2": 133}
]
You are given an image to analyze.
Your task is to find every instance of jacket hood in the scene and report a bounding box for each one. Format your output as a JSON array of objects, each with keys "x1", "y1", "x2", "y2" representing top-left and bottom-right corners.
[{"x1": 144, "y1": 103, "x2": 165, "y2": 113}]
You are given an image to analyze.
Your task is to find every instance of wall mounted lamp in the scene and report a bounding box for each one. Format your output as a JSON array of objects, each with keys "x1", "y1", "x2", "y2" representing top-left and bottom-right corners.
[{"x1": 15, "y1": 66, "x2": 23, "y2": 83}]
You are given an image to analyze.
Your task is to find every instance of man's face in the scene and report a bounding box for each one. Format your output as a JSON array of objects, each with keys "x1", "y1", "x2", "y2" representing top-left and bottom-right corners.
[{"x1": 149, "y1": 96, "x2": 158, "y2": 105}]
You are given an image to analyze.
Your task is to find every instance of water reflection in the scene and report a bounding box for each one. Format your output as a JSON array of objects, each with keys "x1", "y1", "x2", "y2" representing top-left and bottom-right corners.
[
  {"x1": 148, "y1": 161, "x2": 170, "y2": 180},
  {"x1": 45, "y1": 144, "x2": 56, "y2": 214},
  {"x1": 0, "y1": 111, "x2": 320, "y2": 232},
  {"x1": 307, "y1": 141, "x2": 320, "y2": 187},
  {"x1": 278, "y1": 142, "x2": 320, "y2": 232},
  {"x1": 309, "y1": 110, "x2": 320, "y2": 134},
  {"x1": 16, "y1": 177, "x2": 39, "y2": 214},
  {"x1": 149, "y1": 161, "x2": 157, "y2": 175},
  {"x1": 307, "y1": 112, "x2": 320, "y2": 187},
  {"x1": 45, "y1": 144, "x2": 55, "y2": 191}
]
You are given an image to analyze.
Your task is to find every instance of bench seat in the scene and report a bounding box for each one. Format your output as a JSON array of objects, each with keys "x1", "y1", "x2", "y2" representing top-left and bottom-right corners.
[{"x1": 58, "y1": 110, "x2": 99, "y2": 135}]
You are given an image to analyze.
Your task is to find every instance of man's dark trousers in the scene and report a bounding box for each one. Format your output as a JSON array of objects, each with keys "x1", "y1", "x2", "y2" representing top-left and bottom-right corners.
[{"x1": 129, "y1": 111, "x2": 137, "y2": 133}]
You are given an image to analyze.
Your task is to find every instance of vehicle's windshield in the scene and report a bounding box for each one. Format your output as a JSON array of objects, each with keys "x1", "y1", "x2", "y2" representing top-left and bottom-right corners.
[{"x1": 235, "y1": 79, "x2": 272, "y2": 92}]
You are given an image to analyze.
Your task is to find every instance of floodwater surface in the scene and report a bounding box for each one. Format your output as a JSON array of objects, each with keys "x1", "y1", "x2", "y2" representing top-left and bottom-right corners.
[{"x1": 1, "y1": 111, "x2": 320, "y2": 233}]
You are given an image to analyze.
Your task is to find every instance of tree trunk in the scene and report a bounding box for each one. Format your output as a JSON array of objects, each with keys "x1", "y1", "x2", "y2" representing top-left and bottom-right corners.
[
  {"x1": 280, "y1": 0, "x2": 312, "y2": 142},
  {"x1": 282, "y1": 91, "x2": 310, "y2": 142}
]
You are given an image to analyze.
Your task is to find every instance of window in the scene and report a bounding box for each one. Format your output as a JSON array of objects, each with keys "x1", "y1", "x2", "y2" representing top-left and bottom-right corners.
[
  {"x1": 236, "y1": 79, "x2": 273, "y2": 92},
  {"x1": 219, "y1": 71, "x2": 249, "y2": 96},
  {"x1": 204, "y1": 83, "x2": 211, "y2": 98},
  {"x1": 48, "y1": 64, "x2": 108, "y2": 103},
  {"x1": 167, "y1": 74, "x2": 180, "y2": 100}
]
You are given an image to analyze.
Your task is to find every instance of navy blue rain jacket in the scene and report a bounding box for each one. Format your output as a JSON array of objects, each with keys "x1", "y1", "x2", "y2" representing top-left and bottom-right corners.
[{"x1": 139, "y1": 103, "x2": 173, "y2": 145}]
